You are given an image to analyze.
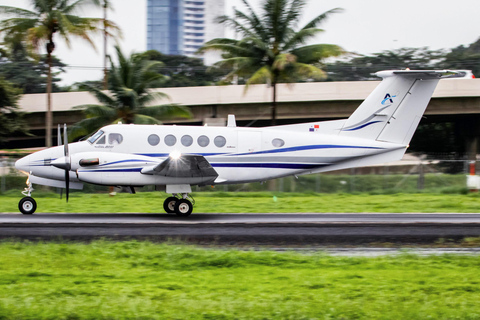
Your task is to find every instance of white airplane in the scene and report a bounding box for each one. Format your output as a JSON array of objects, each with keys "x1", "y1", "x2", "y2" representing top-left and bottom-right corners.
[{"x1": 15, "y1": 70, "x2": 460, "y2": 216}]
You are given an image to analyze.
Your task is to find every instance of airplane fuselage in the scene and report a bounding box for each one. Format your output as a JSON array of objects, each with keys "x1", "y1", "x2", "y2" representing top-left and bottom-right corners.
[{"x1": 16, "y1": 122, "x2": 405, "y2": 187}]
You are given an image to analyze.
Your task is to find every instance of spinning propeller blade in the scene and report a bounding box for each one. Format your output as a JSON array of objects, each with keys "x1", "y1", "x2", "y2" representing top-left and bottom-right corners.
[
  {"x1": 63, "y1": 124, "x2": 71, "y2": 202},
  {"x1": 57, "y1": 124, "x2": 62, "y2": 146}
]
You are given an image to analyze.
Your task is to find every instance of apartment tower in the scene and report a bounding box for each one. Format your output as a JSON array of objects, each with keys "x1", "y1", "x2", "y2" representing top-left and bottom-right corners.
[{"x1": 147, "y1": 0, "x2": 225, "y2": 64}]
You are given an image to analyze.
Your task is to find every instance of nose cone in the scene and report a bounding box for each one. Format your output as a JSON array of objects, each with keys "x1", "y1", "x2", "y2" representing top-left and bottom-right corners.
[{"x1": 15, "y1": 156, "x2": 31, "y2": 173}]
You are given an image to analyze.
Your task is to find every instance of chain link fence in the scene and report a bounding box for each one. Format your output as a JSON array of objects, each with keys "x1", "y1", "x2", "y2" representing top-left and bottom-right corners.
[{"x1": 1, "y1": 155, "x2": 478, "y2": 194}]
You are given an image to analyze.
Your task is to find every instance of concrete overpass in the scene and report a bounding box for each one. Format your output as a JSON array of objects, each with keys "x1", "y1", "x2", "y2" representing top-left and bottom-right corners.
[{"x1": 9, "y1": 78, "x2": 480, "y2": 149}]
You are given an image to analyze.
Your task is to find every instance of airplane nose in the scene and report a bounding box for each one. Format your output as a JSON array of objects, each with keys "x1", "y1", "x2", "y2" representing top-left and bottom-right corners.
[{"x1": 15, "y1": 156, "x2": 30, "y2": 173}]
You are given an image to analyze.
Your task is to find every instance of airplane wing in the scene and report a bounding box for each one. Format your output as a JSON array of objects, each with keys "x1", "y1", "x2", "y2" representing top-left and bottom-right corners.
[{"x1": 141, "y1": 154, "x2": 218, "y2": 180}]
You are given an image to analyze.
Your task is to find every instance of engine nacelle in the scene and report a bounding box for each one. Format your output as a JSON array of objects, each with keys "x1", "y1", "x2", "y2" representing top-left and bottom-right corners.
[{"x1": 74, "y1": 152, "x2": 161, "y2": 185}]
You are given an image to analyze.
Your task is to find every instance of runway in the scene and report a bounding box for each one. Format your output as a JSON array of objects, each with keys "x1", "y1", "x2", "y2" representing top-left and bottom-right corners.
[{"x1": 1, "y1": 213, "x2": 480, "y2": 244}]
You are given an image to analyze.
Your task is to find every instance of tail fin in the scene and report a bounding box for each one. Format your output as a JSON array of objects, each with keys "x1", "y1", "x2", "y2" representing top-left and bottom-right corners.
[{"x1": 339, "y1": 70, "x2": 457, "y2": 145}]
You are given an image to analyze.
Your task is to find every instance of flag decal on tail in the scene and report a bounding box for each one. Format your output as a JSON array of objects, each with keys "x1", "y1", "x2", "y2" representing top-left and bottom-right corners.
[{"x1": 309, "y1": 124, "x2": 320, "y2": 132}]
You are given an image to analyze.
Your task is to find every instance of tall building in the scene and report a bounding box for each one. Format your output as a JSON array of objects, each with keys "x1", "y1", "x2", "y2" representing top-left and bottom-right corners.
[{"x1": 147, "y1": 0, "x2": 225, "y2": 64}]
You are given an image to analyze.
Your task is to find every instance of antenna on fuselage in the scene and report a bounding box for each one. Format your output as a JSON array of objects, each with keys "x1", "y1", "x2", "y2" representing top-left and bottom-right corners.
[{"x1": 227, "y1": 114, "x2": 236, "y2": 127}]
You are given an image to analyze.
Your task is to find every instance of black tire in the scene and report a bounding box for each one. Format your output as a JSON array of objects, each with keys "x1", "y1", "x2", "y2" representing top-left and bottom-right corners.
[
  {"x1": 19, "y1": 197, "x2": 37, "y2": 215},
  {"x1": 163, "y1": 197, "x2": 178, "y2": 213},
  {"x1": 174, "y1": 199, "x2": 193, "y2": 217}
]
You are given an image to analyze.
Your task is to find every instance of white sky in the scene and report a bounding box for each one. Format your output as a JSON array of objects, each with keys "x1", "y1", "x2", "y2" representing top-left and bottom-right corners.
[{"x1": 1, "y1": 0, "x2": 479, "y2": 85}]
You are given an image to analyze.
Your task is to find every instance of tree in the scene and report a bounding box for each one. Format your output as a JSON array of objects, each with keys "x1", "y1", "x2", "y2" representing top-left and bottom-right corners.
[
  {"x1": 69, "y1": 46, "x2": 192, "y2": 141},
  {"x1": 198, "y1": 0, "x2": 344, "y2": 125},
  {"x1": 138, "y1": 50, "x2": 229, "y2": 87},
  {"x1": 325, "y1": 47, "x2": 444, "y2": 81},
  {"x1": 438, "y1": 38, "x2": 480, "y2": 76},
  {"x1": 0, "y1": 44, "x2": 67, "y2": 94},
  {"x1": 0, "y1": 0, "x2": 120, "y2": 147},
  {"x1": 0, "y1": 77, "x2": 28, "y2": 144}
]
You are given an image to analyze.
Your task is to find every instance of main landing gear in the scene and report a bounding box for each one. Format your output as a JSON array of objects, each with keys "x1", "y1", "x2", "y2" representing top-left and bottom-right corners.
[
  {"x1": 19, "y1": 177, "x2": 36, "y2": 215},
  {"x1": 163, "y1": 194, "x2": 194, "y2": 217}
]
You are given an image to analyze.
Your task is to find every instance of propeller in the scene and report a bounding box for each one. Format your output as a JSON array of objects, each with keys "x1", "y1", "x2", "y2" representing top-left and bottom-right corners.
[
  {"x1": 63, "y1": 124, "x2": 71, "y2": 202},
  {"x1": 58, "y1": 124, "x2": 63, "y2": 200},
  {"x1": 57, "y1": 124, "x2": 62, "y2": 146},
  {"x1": 51, "y1": 124, "x2": 71, "y2": 202}
]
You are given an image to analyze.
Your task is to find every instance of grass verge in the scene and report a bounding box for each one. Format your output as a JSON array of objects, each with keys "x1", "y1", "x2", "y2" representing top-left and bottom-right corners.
[
  {"x1": 2, "y1": 191, "x2": 480, "y2": 213},
  {"x1": 0, "y1": 241, "x2": 480, "y2": 319}
]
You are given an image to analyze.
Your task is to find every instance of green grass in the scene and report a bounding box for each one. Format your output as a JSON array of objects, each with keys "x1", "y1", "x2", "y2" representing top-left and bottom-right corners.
[
  {"x1": 0, "y1": 241, "x2": 479, "y2": 319},
  {"x1": 2, "y1": 191, "x2": 480, "y2": 213}
]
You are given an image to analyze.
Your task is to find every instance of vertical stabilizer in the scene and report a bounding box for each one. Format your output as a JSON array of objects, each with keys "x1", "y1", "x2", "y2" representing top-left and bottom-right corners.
[{"x1": 339, "y1": 70, "x2": 456, "y2": 145}]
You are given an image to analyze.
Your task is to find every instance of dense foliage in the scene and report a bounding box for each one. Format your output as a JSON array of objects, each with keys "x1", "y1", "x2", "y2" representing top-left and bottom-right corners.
[
  {"x1": 199, "y1": 0, "x2": 344, "y2": 124},
  {"x1": 326, "y1": 47, "x2": 444, "y2": 81},
  {"x1": 0, "y1": 77, "x2": 27, "y2": 144},
  {"x1": 0, "y1": 45, "x2": 66, "y2": 94},
  {"x1": 138, "y1": 50, "x2": 229, "y2": 87},
  {"x1": 0, "y1": 0, "x2": 119, "y2": 146},
  {"x1": 69, "y1": 46, "x2": 191, "y2": 141},
  {"x1": 325, "y1": 40, "x2": 480, "y2": 81}
]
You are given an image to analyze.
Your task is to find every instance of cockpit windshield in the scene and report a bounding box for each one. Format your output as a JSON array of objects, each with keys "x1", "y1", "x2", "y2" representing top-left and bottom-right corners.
[{"x1": 87, "y1": 130, "x2": 104, "y2": 144}]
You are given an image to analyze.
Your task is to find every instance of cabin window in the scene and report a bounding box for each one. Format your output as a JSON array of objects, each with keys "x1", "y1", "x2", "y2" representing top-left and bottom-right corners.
[
  {"x1": 181, "y1": 135, "x2": 193, "y2": 147},
  {"x1": 148, "y1": 134, "x2": 160, "y2": 146},
  {"x1": 96, "y1": 135, "x2": 106, "y2": 144},
  {"x1": 165, "y1": 134, "x2": 177, "y2": 146},
  {"x1": 109, "y1": 133, "x2": 123, "y2": 145},
  {"x1": 214, "y1": 136, "x2": 226, "y2": 148},
  {"x1": 272, "y1": 138, "x2": 285, "y2": 148},
  {"x1": 88, "y1": 130, "x2": 104, "y2": 144},
  {"x1": 197, "y1": 135, "x2": 210, "y2": 147}
]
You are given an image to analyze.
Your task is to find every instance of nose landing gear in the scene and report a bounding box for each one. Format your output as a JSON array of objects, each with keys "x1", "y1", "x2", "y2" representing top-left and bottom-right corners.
[
  {"x1": 19, "y1": 175, "x2": 36, "y2": 214},
  {"x1": 163, "y1": 193, "x2": 194, "y2": 217}
]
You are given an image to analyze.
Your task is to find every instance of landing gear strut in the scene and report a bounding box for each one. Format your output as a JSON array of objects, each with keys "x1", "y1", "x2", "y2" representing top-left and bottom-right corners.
[
  {"x1": 163, "y1": 193, "x2": 194, "y2": 217},
  {"x1": 19, "y1": 175, "x2": 36, "y2": 214}
]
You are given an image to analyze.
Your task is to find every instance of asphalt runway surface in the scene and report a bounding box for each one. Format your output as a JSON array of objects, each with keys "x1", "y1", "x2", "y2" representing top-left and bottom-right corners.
[{"x1": 1, "y1": 213, "x2": 480, "y2": 245}]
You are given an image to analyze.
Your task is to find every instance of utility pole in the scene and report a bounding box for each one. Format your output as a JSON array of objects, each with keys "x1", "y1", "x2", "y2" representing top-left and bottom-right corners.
[{"x1": 103, "y1": 0, "x2": 108, "y2": 90}]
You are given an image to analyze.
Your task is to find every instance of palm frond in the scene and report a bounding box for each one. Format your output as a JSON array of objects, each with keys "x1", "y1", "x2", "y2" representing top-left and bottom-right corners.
[
  {"x1": 246, "y1": 65, "x2": 272, "y2": 87},
  {"x1": 138, "y1": 90, "x2": 170, "y2": 106},
  {"x1": 289, "y1": 62, "x2": 326, "y2": 80},
  {"x1": 138, "y1": 104, "x2": 192, "y2": 119},
  {"x1": 133, "y1": 114, "x2": 162, "y2": 125},
  {"x1": 69, "y1": 116, "x2": 112, "y2": 141},
  {"x1": 282, "y1": 28, "x2": 324, "y2": 51},
  {"x1": 238, "y1": 0, "x2": 266, "y2": 39},
  {"x1": 272, "y1": 53, "x2": 296, "y2": 71},
  {"x1": 300, "y1": 7, "x2": 343, "y2": 30},
  {"x1": 214, "y1": 15, "x2": 261, "y2": 41},
  {"x1": 0, "y1": 6, "x2": 37, "y2": 18},
  {"x1": 76, "y1": 82, "x2": 116, "y2": 106},
  {"x1": 293, "y1": 44, "x2": 345, "y2": 64},
  {"x1": 75, "y1": 104, "x2": 117, "y2": 119}
]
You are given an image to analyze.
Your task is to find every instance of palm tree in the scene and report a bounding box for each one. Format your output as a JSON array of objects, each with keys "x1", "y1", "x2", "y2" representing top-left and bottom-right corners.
[
  {"x1": 0, "y1": 0, "x2": 120, "y2": 147},
  {"x1": 69, "y1": 46, "x2": 192, "y2": 141},
  {"x1": 199, "y1": 0, "x2": 344, "y2": 125}
]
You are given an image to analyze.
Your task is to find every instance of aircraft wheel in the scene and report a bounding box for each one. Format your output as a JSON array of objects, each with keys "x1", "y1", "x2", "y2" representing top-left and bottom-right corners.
[
  {"x1": 174, "y1": 199, "x2": 193, "y2": 217},
  {"x1": 163, "y1": 197, "x2": 178, "y2": 213},
  {"x1": 19, "y1": 197, "x2": 37, "y2": 215}
]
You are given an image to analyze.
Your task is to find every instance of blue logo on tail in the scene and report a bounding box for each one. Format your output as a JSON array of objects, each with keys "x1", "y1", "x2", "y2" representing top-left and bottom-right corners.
[
  {"x1": 381, "y1": 93, "x2": 396, "y2": 105},
  {"x1": 341, "y1": 93, "x2": 397, "y2": 131}
]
